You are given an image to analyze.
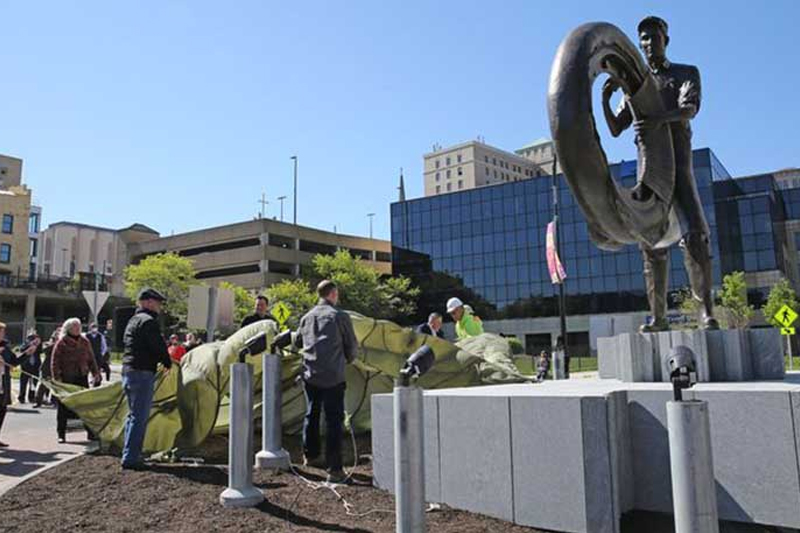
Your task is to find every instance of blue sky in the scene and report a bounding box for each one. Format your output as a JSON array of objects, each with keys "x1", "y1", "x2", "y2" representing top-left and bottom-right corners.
[{"x1": 2, "y1": 1, "x2": 798, "y2": 240}]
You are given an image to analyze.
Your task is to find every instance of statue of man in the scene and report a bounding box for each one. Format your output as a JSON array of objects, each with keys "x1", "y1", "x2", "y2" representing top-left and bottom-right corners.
[{"x1": 602, "y1": 16, "x2": 719, "y2": 332}]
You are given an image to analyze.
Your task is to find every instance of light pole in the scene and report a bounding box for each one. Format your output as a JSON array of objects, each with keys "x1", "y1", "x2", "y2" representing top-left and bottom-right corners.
[
  {"x1": 291, "y1": 156, "x2": 298, "y2": 225},
  {"x1": 61, "y1": 247, "x2": 68, "y2": 278},
  {"x1": 277, "y1": 196, "x2": 287, "y2": 222},
  {"x1": 258, "y1": 193, "x2": 268, "y2": 219},
  {"x1": 367, "y1": 213, "x2": 376, "y2": 262},
  {"x1": 367, "y1": 213, "x2": 375, "y2": 240}
]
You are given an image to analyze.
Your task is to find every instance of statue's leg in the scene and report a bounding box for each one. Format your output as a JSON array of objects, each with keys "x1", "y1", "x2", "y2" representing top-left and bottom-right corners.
[
  {"x1": 640, "y1": 245, "x2": 670, "y2": 332},
  {"x1": 680, "y1": 232, "x2": 719, "y2": 330}
]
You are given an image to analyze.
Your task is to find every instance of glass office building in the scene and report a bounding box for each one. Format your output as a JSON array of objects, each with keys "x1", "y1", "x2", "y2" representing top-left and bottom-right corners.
[{"x1": 392, "y1": 148, "x2": 733, "y2": 326}]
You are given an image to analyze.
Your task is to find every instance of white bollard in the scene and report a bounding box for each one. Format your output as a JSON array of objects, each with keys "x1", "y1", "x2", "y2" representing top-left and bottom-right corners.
[
  {"x1": 394, "y1": 383, "x2": 426, "y2": 533},
  {"x1": 667, "y1": 400, "x2": 719, "y2": 533},
  {"x1": 220, "y1": 362, "x2": 264, "y2": 508},
  {"x1": 255, "y1": 352, "x2": 290, "y2": 470}
]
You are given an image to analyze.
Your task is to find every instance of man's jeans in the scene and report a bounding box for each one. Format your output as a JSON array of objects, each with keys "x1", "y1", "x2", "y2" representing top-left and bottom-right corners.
[
  {"x1": 121, "y1": 370, "x2": 155, "y2": 466},
  {"x1": 303, "y1": 382, "x2": 346, "y2": 471}
]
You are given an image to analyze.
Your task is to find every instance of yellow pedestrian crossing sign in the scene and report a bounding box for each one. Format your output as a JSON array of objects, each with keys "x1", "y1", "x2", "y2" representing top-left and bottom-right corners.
[
  {"x1": 271, "y1": 302, "x2": 291, "y2": 327},
  {"x1": 781, "y1": 327, "x2": 795, "y2": 336},
  {"x1": 774, "y1": 305, "x2": 798, "y2": 328}
]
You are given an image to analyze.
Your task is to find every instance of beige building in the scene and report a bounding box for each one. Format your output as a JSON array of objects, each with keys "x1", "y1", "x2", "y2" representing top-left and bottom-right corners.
[
  {"x1": 423, "y1": 140, "x2": 551, "y2": 197},
  {"x1": 515, "y1": 137, "x2": 561, "y2": 173},
  {"x1": 0, "y1": 154, "x2": 23, "y2": 190},
  {"x1": 125, "y1": 218, "x2": 392, "y2": 294},
  {"x1": 0, "y1": 185, "x2": 33, "y2": 282}
]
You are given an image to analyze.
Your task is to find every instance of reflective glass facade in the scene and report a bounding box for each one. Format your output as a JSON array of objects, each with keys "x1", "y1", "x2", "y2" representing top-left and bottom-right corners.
[{"x1": 391, "y1": 149, "x2": 745, "y2": 322}]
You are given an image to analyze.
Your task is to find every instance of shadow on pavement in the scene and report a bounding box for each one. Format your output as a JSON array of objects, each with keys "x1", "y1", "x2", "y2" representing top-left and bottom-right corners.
[{"x1": 0, "y1": 448, "x2": 77, "y2": 478}]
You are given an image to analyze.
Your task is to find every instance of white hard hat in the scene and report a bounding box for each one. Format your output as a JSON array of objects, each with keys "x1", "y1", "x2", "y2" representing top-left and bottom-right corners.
[{"x1": 446, "y1": 297, "x2": 464, "y2": 313}]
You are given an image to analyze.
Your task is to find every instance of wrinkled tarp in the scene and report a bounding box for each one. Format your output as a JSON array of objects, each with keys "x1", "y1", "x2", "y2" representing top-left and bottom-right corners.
[{"x1": 54, "y1": 313, "x2": 527, "y2": 454}]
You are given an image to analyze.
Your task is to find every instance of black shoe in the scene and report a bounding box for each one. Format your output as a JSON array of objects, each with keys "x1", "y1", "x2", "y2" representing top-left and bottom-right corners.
[
  {"x1": 326, "y1": 469, "x2": 348, "y2": 484},
  {"x1": 0, "y1": 440, "x2": 8, "y2": 448},
  {"x1": 87, "y1": 432, "x2": 98, "y2": 441},
  {"x1": 639, "y1": 318, "x2": 670, "y2": 333},
  {"x1": 121, "y1": 462, "x2": 146, "y2": 471},
  {"x1": 303, "y1": 455, "x2": 326, "y2": 469},
  {"x1": 58, "y1": 434, "x2": 66, "y2": 444},
  {"x1": 701, "y1": 316, "x2": 720, "y2": 330}
]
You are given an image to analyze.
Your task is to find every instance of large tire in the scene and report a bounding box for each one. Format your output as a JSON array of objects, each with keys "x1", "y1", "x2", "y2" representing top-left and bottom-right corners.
[{"x1": 547, "y1": 22, "x2": 681, "y2": 250}]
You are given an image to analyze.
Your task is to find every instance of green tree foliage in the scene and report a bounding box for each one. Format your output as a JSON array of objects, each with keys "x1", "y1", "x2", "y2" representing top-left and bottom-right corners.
[
  {"x1": 762, "y1": 278, "x2": 799, "y2": 328},
  {"x1": 673, "y1": 287, "x2": 700, "y2": 328},
  {"x1": 124, "y1": 252, "x2": 196, "y2": 321},
  {"x1": 507, "y1": 337, "x2": 524, "y2": 355},
  {"x1": 311, "y1": 250, "x2": 419, "y2": 321},
  {"x1": 265, "y1": 278, "x2": 317, "y2": 329},
  {"x1": 219, "y1": 281, "x2": 256, "y2": 327},
  {"x1": 719, "y1": 271, "x2": 754, "y2": 329}
]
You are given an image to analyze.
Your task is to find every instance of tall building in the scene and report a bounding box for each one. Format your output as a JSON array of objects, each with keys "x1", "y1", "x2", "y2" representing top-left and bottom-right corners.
[
  {"x1": 0, "y1": 154, "x2": 37, "y2": 284},
  {"x1": 423, "y1": 141, "x2": 550, "y2": 197},
  {"x1": 0, "y1": 154, "x2": 23, "y2": 189},
  {"x1": 125, "y1": 218, "x2": 392, "y2": 293},
  {"x1": 393, "y1": 147, "x2": 798, "y2": 355},
  {"x1": 515, "y1": 137, "x2": 561, "y2": 174}
]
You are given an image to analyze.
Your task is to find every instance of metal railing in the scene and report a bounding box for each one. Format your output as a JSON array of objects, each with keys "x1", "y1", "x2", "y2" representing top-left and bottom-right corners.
[{"x1": 0, "y1": 273, "x2": 109, "y2": 294}]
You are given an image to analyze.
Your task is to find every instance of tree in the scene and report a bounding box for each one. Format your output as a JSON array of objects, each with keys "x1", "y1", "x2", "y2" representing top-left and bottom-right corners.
[
  {"x1": 312, "y1": 250, "x2": 419, "y2": 322},
  {"x1": 673, "y1": 287, "x2": 700, "y2": 328},
  {"x1": 265, "y1": 278, "x2": 317, "y2": 329},
  {"x1": 219, "y1": 281, "x2": 256, "y2": 327},
  {"x1": 719, "y1": 271, "x2": 754, "y2": 329},
  {"x1": 763, "y1": 278, "x2": 798, "y2": 328},
  {"x1": 124, "y1": 252, "x2": 196, "y2": 321}
]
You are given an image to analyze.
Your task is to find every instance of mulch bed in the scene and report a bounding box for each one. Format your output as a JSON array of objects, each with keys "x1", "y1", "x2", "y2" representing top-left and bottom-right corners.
[{"x1": 0, "y1": 434, "x2": 543, "y2": 533}]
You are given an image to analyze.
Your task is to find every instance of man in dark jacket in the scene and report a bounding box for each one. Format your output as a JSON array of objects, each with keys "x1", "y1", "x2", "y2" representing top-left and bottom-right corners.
[
  {"x1": 415, "y1": 312, "x2": 445, "y2": 339},
  {"x1": 241, "y1": 295, "x2": 269, "y2": 328},
  {"x1": 86, "y1": 323, "x2": 110, "y2": 383},
  {"x1": 121, "y1": 288, "x2": 171, "y2": 470},
  {"x1": 0, "y1": 322, "x2": 20, "y2": 447},
  {"x1": 296, "y1": 280, "x2": 357, "y2": 483},
  {"x1": 17, "y1": 332, "x2": 42, "y2": 403}
]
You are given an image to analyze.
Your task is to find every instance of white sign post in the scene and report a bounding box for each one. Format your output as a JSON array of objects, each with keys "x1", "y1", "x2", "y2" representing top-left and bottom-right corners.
[{"x1": 82, "y1": 290, "x2": 110, "y2": 325}]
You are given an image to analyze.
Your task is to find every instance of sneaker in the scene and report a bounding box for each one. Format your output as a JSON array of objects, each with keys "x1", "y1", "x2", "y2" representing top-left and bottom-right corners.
[
  {"x1": 303, "y1": 455, "x2": 326, "y2": 469},
  {"x1": 58, "y1": 435, "x2": 66, "y2": 444},
  {"x1": 121, "y1": 462, "x2": 146, "y2": 471},
  {"x1": 326, "y1": 469, "x2": 348, "y2": 484}
]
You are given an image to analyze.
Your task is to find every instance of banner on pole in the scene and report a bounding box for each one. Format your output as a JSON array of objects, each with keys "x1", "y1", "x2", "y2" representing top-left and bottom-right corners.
[{"x1": 546, "y1": 220, "x2": 567, "y2": 284}]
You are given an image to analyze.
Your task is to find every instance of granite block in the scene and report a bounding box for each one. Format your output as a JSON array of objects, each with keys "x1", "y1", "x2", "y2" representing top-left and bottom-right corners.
[
  {"x1": 598, "y1": 337, "x2": 618, "y2": 379},
  {"x1": 627, "y1": 389, "x2": 674, "y2": 513},
  {"x1": 439, "y1": 395, "x2": 514, "y2": 521},
  {"x1": 723, "y1": 329, "x2": 753, "y2": 381},
  {"x1": 749, "y1": 329, "x2": 784, "y2": 380}
]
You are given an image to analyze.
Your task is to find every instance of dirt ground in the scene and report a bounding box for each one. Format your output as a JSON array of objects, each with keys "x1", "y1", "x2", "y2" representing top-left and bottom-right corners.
[{"x1": 0, "y1": 435, "x2": 544, "y2": 533}]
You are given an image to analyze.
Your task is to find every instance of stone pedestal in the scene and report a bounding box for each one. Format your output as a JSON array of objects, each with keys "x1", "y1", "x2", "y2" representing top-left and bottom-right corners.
[{"x1": 598, "y1": 329, "x2": 783, "y2": 383}]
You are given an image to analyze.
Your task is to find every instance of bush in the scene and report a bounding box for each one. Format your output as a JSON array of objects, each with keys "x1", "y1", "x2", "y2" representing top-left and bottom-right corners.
[{"x1": 507, "y1": 337, "x2": 524, "y2": 355}]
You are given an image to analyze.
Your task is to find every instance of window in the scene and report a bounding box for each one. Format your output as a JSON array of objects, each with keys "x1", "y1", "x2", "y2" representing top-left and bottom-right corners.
[
  {"x1": 0, "y1": 244, "x2": 10, "y2": 263},
  {"x1": 446, "y1": 169, "x2": 451, "y2": 179},
  {"x1": 494, "y1": 170, "x2": 497, "y2": 178},
  {"x1": 458, "y1": 180, "x2": 463, "y2": 190},
  {"x1": 457, "y1": 167, "x2": 463, "y2": 176},
  {"x1": 485, "y1": 167, "x2": 489, "y2": 176},
  {"x1": 2, "y1": 215, "x2": 13, "y2": 234},
  {"x1": 446, "y1": 157, "x2": 451, "y2": 166},
  {"x1": 484, "y1": 156, "x2": 488, "y2": 163},
  {"x1": 435, "y1": 172, "x2": 440, "y2": 181},
  {"x1": 436, "y1": 186, "x2": 441, "y2": 193},
  {"x1": 268, "y1": 233, "x2": 295, "y2": 249},
  {"x1": 457, "y1": 154, "x2": 462, "y2": 163},
  {"x1": 29, "y1": 213, "x2": 40, "y2": 234},
  {"x1": 435, "y1": 160, "x2": 440, "y2": 169},
  {"x1": 29, "y1": 238, "x2": 37, "y2": 258},
  {"x1": 446, "y1": 183, "x2": 452, "y2": 192}
]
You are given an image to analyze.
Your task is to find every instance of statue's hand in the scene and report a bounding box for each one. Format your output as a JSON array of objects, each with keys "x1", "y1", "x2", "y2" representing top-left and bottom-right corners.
[
  {"x1": 602, "y1": 78, "x2": 620, "y2": 102},
  {"x1": 633, "y1": 117, "x2": 663, "y2": 135}
]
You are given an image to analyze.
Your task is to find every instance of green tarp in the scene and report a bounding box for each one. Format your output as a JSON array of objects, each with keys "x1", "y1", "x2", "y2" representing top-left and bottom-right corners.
[{"x1": 55, "y1": 313, "x2": 527, "y2": 455}]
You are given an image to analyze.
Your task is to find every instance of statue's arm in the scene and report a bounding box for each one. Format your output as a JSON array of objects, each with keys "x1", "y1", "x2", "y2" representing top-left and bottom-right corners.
[
  {"x1": 636, "y1": 66, "x2": 701, "y2": 131},
  {"x1": 602, "y1": 79, "x2": 631, "y2": 137}
]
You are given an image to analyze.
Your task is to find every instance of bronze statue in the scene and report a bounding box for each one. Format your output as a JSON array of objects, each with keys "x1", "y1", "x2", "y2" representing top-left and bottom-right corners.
[{"x1": 547, "y1": 16, "x2": 718, "y2": 332}]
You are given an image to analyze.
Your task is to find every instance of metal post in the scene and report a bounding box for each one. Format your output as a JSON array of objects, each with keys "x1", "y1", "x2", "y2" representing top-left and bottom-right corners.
[
  {"x1": 394, "y1": 383, "x2": 426, "y2": 533},
  {"x1": 552, "y1": 155, "x2": 569, "y2": 378},
  {"x1": 220, "y1": 362, "x2": 264, "y2": 507},
  {"x1": 93, "y1": 267, "x2": 99, "y2": 326},
  {"x1": 788, "y1": 335, "x2": 794, "y2": 371},
  {"x1": 255, "y1": 352, "x2": 290, "y2": 470},
  {"x1": 206, "y1": 286, "x2": 218, "y2": 343},
  {"x1": 667, "y1": 400, "x2": 719, "y2": 533},
  {"x1": 277, "y1": 195, "x2": 287, "y2": 222}
]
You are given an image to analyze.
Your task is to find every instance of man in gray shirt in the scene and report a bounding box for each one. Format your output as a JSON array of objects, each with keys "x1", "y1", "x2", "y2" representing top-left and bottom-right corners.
[{"x1": 297, "y1": 279, "x2": 357, "y2": 483}]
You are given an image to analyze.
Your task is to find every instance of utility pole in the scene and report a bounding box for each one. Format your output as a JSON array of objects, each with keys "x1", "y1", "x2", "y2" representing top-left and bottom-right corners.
[
  {"x1": 367, "y1": 213, "x2": 376, "y2": 262},
  {"x1": 277, "y1": 195, "x2": 287, "y2": 222},
  {"x1": 367, "y1": 213, "x2": 375, "y2": 241},
  {"x1": 552, "y1": 156, "x2": 569, "y2": 376},
  {"x1": 258, "y1": 193, "x2": 268, "y2": 219},
  {"x1": 291, "y1": 156, "x2": 298, "y2": 225},
  {"x1": 61, "y1": 247, "x2": 68, "y2": 278}
]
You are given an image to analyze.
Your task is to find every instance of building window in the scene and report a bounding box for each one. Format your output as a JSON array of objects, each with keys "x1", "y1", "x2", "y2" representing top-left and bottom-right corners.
[
  {"x1": 29, "y1": 213, "x2": 40, "y2": 234},
  {"x1": 494, "y1": 170, "x2": 497, "y2": 178},
  {"x1": 446, "y1": 169, "x2": 451, "y2": 179},
  {"x1": 29, "y1": 238, "x2": 37, "y2": 258},
  {"x1": 484, "y1": 156, "x2": 488, "y2": 163},
  {"x1": 446, "y1": 183, "x2": 452, "y2": 192},
  {"x1": 457, "y1": 154, "x2": 462, "y2": 163},
  {"x1": 458, "y1": 180, "x2": 463, "y2": 189},
  {"x1": 485, "y1": 167, "x2": 490, "y2": 176},
  {"x1": 446, "y1": 157, "x2": 451, "y2": 166},
  {"x1": 493, "y1": 157, "x2": 496, "y2": 165},
  {"x1": 435, "y1": 185, "x2": 441, "y2": 193},
  {"x1": 457, "y1": 167, "x2": 463, "y2": 176},
  {"x1": 2, "y1": 215, "x2": 13, "y2": 234},
  {"x1": 435, "y1": 160, "x2": 440, "y2": 169},
  {"x1": 435, "y1": 172, "x2": 440, "y2": 181},
  {"x1": 0, "y1": 244, "x2": 10, "y2": 263}
]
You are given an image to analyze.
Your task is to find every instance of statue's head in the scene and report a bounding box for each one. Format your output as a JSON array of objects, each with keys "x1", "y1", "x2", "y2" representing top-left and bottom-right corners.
[{"x1": 637, "y1": 16, "x2": 669, "y2": 63}]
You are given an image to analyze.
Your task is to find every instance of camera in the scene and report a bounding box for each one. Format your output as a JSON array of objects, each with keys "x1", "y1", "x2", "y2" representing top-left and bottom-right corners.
[{"x1": 665, "y1": 345, "x2": 697, "y2": 401}]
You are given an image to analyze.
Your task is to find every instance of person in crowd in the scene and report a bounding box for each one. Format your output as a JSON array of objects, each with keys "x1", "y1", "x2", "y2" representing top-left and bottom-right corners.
[
  {"x1": 295, "y1": 280, "x2": 357, "y2": 484},
  {"x1": 182, "y1": 332, "x2": 200, "y2": 353},
  {"x1": 536, "y1": 350, "x2": 551, "y2": 382},
  {"x1": 446, "y1": 297, "x2": 484, "y2": 340},
  {"x1": 241, "y1": 295, "x2": 270, "y2": 328},
  {"x1": 34, "y1": 326, "x2": 60, "y2": 408},
  {"x1": 415, "y1": 312, "x2": 445, "y2": 339},
  {"x1": 17, "y1": 332, "x2": 42, "y2": 403},
  {"x1": 167, "y1": 334, "x2": 186, "y2": 363},
  {"x1": 121, "y1": 288, "x2": 171, "y2": 470},
  {"x1": 52, "y1": 318, "x2": 101, "y2": 443},
  {"x1": 86, "y1": 323, "x2": 110, "y2": 384},
  {"x1": 554, "y1": 336, "x2": 569, "y2": 378},
  {"x1": 0, "y1": 322, "x2": 20, "y2": 447}
]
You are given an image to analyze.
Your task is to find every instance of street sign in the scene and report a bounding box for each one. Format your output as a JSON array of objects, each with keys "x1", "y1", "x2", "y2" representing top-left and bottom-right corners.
[
  {"x1": 271, "y1": 302, "x2": 291, "y2": 328},
  {"x1": 82, "y1": 290, "x2": 110, "y2": 318},
  {"x1": 781, "y1": 327, "x2": 795, "y2": 336},
  {"x1": 774, "y1": 305, "x2": 798, "y2": 328}
]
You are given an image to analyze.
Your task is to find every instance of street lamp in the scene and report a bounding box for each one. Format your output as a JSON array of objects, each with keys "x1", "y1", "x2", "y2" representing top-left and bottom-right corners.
[
  {"x1": 367, "y1": 213, "x2": 376, "y2": 262},
  {"x1": 367, "y1": 213, "x2": 375, "y2": 241},
  {"x1": 61, "y1": 247, "x2": 68, "y2": 278},
  {"x1": 277, "y1": 196, "x2": 287, "y2": 222}
]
